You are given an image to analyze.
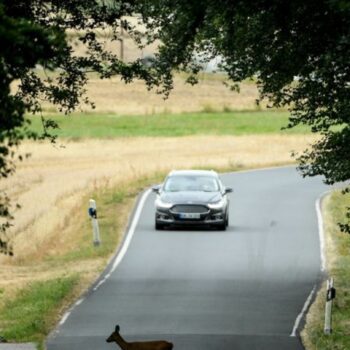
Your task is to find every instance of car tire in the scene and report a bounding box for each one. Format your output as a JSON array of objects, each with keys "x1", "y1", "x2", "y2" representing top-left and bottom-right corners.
[
  {"x1": 155, "y1": 221, "x2": 165, "y2": 230},
  {"x1": 217, "y1": 222, "x2": 226, "y2": 231}
]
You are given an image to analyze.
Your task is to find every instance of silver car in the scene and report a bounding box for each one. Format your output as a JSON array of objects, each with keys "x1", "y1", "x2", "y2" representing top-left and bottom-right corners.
[{"x1": 153, "y1": 170, "x2": 232, "y2": 230}]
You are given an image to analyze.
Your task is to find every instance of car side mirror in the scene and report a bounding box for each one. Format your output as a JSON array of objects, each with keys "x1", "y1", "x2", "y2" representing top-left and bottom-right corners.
[
  {"x1": 224, "y1": 187, "x2": 233, "y2": 194},
  {"x1": 152, "y1": 185, "x2": 162, "y2": 194}
]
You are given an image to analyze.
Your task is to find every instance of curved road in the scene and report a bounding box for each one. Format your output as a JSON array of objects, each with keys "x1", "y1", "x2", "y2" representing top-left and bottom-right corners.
[{"x1": 47, "y1": 167, "x2": 328, "y2": 350}]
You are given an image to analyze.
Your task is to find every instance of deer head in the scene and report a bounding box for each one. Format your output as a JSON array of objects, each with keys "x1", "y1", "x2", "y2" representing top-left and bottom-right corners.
[{"x1": 106, "y1": 325, "x2": 120, "y2": 343}]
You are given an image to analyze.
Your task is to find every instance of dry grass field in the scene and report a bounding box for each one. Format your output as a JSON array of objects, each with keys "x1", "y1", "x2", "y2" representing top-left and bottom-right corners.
[
  {"x1": 0, "y1": 135, "x2": 316, "y2": 297},
  {"x1": 64, "y1": 22, "x2": 261, "y2": 115},
  {"x1": 2, "y1": 53, "x2": 315, "y2": 343},
  {"x1": 40, "y1": 74, "x2": 261, "y2": 115},
  {"x1": 85, "y1": 75, "x2": 261, "y2": 114},
  {"x1": 1, "y1": 23, "x2": 346, "y2": 349}
]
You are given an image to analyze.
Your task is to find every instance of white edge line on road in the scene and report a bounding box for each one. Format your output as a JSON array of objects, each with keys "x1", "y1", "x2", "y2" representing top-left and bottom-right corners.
[
  {"x1": 58, "y1": 188, "x2": 152, "y2": 326},
  {"x1": 59, "y1": 311, "x2": 71, "y2": 326},
  {"x1": 222, "y1": 164, "x2": 295, "y2": 176},
  {"x1": 316, "y1": 191, "x2": 331, "y2": 273},
  {"x1": 75, "y1": 298, "x2": 84, "y2": 307},
  {"x1": 57, "y1": 298, "x2": 84, "y2": 327},
  {"x1": 290, "y1": 190, "x2": 331, "y2": 336},
  {"x1": 55, "y1": 169, "x2": 286, "y2": 327},
  {"x1": 290, "y1": 286, "x2": 316, "y2": 337},
  {"x1": 92, "y1": 188, "x2": 152, "y2": 291},
  {"x1": 56, "y1": 169, "x2": 331, "y2": 328}
]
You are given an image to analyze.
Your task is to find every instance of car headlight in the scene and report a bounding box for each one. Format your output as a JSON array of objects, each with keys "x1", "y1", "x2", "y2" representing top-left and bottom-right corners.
[
  {"x1": 208, "y1": 198, "x2": 225, "y2": 209},
  {"x1": 155, "y1": 197, "x2": 173, "y2": 209}
]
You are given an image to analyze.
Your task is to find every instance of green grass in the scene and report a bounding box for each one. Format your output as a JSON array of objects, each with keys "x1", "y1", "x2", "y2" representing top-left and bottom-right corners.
[
  {"x1": 26, "y1": 110, "x2": 310, "y2": 139},
  {"x1": 0, "y1": 276, "x2": 79, "y2": 349},
  {"x1": 0, "y1": 174, "x2": 167, "y2": 348},
  {"x1": 303, "y1": 190, "x2": 350, "y2": 349},
  {"x1": 0, "y1": 164, "x2": 308, "y2": 348}
]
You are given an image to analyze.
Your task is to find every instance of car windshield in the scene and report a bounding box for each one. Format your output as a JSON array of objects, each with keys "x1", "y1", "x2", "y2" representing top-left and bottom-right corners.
[{"x1": 163, "y1": 175, "x2": 220, "y2": 192}]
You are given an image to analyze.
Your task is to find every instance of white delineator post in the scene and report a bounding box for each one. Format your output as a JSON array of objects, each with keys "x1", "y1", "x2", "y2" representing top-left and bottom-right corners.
[
  {"x1": 324, "y1": 277, "x2": 336, "y2": 335},
  {"x1": 89, "y1": 199, "x2": 101, "y2": 246}
]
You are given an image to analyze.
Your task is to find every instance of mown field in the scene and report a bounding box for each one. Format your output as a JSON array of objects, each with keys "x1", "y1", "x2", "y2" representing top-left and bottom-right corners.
[
  {"x1": 2, "y1": 70, "x2": 346, "y2": 350},
  {"x1": 27, "y1": 110, "x2": 309, "y2": 139}
]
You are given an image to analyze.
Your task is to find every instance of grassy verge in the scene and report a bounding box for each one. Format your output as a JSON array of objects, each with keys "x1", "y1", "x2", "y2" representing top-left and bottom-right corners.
[
  {"x1": 2, "y1": 162, "x2": 276, "y2": 348},
  {"x1": 2, "y1": 162, "x2": 324, "y2": 349},
  {"x1": 0, "y1": 276, "x2": 79, "y2": 349},
  {"x1": 45, "y1": 171, "x2": 167, "y2": 265},
  {"x1": 26, "y1": 110, "x2": 310, "y2": 139},
  {"x1": 0, "y1": 171, "x2": 168, "y2": 349},
  {"x1": 302, "y1": 190, "x2": 350, "y2": 349}
]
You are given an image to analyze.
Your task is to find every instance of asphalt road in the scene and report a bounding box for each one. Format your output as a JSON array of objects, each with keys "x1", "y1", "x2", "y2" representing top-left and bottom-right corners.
[{"x1": 47, "y1": 167, "x2": 328, "y2": 350}]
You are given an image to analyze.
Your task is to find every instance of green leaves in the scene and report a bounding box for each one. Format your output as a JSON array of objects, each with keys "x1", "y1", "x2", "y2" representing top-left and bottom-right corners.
[
  {"x1": 0, "y1": 0, "x2": 349, "y2": 237},
  {"x1": 136, "y1": 0, "x2": 350, "y2": 232}
]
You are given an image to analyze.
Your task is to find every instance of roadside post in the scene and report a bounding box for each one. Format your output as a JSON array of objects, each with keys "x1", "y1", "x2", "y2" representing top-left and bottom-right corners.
[
  {"x1": 88, "y1": 199, "x2": 101, "y2": 246},
  {"x1": 324, "y1": 277, "x2": 336, "y2": 334}
]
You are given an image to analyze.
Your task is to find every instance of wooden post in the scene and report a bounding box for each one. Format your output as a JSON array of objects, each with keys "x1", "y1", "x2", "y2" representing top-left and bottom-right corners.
[
  {"x1": 89, "y1": 199, "x2": 101, "y2": 246},
  {"x1": 324, "y1": 277, "x2": 336, "y2": 334}
]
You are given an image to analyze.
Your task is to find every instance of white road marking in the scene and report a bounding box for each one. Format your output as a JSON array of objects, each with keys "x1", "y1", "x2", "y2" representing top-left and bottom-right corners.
[
  {"x1": 222, "y1": 164, "x2": 294, "y2": 176},
  {"x1": 316, "y1": 191, "x2": 330, "y2": 272},
  {"x1": 75, "y1": 298, "x2": 84, "y2": 306},
  {"x1": 290, "y1": 190, "x2": 331, "y2": 336},
  {"x1": 112, "y1": 188, "x2": 152, "y2": 272},
  {"x1": 58, "y1": 299, "x2": 84, "y2": 327},
  {"x1": 92, "y1": 273, "x2": 111, "y2": 291},
  {"x1": 59, "y1": 311, "x2": 71, "y2": 326},
  {"x1": 58, "y1": 188, "x2": 152, "y2": 325},
  {"x1": 290, "y1": 285, "x2": 316, "y2": 337},
  {"x1": 57, "y1": 168, "x2": 333, "y2": 332}
]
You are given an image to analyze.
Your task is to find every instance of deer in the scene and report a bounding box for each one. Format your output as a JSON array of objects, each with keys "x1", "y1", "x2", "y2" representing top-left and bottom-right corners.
[{"x1": 106, "y1": 325, "x2": 173, "y2": 350}]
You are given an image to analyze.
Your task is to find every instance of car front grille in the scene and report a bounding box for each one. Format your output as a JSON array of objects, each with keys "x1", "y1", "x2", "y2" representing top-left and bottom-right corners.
[{"x1": 171, "y1": 205, "x2": 209, "y2": 213}]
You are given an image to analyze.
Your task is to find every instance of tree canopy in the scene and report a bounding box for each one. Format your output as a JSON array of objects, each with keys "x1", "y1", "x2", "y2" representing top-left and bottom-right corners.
[
  {"x1": 141, "y1": 0, "x2": 350, "y2": 229},
  {"x1": 0, "y1": 0, "x2": 66, "y2": 235},
  {"x1": 0, "y1": 0, "x2": 349, "y2": 246}
]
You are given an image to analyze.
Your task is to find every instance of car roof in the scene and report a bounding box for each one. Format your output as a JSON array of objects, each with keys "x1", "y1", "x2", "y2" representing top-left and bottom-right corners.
[{"x1": 168, "y1": 169, "x2": 219, "y2": 177}]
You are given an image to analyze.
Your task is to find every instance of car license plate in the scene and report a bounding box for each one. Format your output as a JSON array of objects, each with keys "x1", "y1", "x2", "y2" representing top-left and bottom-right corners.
[{"x1": 179, "y1": 213, "x2": 200, "y2": 219}]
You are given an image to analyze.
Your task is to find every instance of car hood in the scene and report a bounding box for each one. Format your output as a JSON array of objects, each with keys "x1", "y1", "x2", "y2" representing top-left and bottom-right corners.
[{"x1": 160, "y1": 191, "x2": 222, "y2": 204}]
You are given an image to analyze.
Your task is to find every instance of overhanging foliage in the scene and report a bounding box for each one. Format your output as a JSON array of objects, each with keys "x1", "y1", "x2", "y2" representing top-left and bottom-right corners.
[{"x1": 0, "y1": 0, "x2": 349, "y2": 250}]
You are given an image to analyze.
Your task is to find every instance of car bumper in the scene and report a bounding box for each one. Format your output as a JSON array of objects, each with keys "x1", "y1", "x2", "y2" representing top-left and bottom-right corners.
[{"x1": 155, "y1": 208, "x2": 226, "y2": 226}]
